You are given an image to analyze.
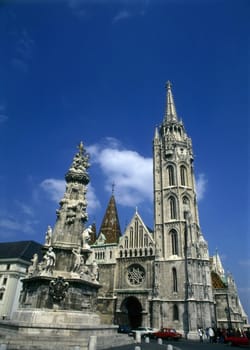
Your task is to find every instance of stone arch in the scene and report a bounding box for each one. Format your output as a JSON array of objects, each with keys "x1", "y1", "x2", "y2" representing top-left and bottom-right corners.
[{"x1": 117, "y1": 297, "x2": 143, "y2": 329}]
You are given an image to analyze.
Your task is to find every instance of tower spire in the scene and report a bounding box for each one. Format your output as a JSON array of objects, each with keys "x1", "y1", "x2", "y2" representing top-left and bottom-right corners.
[{"x1": 164, "y1": 81, "x2": 178, "y2": 122}]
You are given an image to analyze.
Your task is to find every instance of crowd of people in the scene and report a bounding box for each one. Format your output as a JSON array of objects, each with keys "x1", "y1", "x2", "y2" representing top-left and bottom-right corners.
[{"x1": 197, "y1": 326, "x2": 250, "y2": 343}]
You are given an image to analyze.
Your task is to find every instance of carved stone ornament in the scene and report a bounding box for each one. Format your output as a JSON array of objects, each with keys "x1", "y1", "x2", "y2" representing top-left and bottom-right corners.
[
  {"x1": 49, "y1": 276, "x2": 69, "y2": 302},
  {"x1": 127, "y1": 264, "x2": 145, "y2": 285}
]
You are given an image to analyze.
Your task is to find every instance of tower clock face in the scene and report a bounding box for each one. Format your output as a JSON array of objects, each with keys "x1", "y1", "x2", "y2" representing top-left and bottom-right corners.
[{"x1": 127, "y1": 264, "x2": 145, "y2": 285}]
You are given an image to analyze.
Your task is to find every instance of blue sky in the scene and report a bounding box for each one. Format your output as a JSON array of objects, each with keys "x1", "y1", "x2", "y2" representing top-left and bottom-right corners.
[{"x1": 0, "y1": 0, "x2": 249, "y2": 318}]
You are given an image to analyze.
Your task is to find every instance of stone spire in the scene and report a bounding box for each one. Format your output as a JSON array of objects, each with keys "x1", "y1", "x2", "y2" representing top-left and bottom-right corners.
[
  {"x1": 164, "y1": 81, "x2": 178, "y2": 122},
  {"x1": 98, "y1": 190, "x2": 122, "y2": 244},
  {"x1": 52, "y1": 142, "x2": 90, "y2": 246}
]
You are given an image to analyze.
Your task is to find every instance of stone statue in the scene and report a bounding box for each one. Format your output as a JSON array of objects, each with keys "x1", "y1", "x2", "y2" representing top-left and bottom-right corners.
[
  {"x1": 43, "y1": 247, "x2": 56, "y2": 274},
  {"x1": 45, "y1": 225, "x2": 52, "y2": 246},
  {"x1": 82, "y1": 225, "x2": 92, "y2": 249},
  {"x1": 72, "y1": 247, "x2": 83, "y2": 272},
  {"x1": 91, "y1": 261, "x2": 99, "y2": 282},
  {"x1": 28, "y1": 253, "x2": 39, "y2": 276}
]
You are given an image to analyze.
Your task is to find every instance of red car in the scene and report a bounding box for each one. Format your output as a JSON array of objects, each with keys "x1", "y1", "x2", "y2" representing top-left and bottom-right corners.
[
  {"x1": 224, "y1": 335, "x2": 250, "y2": 347},
  {"x1": 152, "y1": 328, "x2": 182, "y2": 340}
]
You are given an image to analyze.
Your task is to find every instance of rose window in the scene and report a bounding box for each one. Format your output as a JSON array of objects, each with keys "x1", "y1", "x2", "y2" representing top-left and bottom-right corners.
[{"x1": 127, "y1": 264, "x2": 145, "y2": 285}]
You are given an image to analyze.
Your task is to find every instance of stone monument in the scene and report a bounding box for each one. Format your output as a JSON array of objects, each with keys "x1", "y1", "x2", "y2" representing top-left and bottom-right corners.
[{"x1": 0, "y1": 142, "x2": 122, "y2": 350}]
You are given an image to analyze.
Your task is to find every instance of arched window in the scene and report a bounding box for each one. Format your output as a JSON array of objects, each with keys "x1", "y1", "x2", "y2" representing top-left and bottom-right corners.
[
  {"x1": 183, "y1": 196, "x2": 190, "y2": 217},
  {"x1": 129, "y1": 227, "x2": 133, "y2": 248},
  {"x1": 170, "y1": 230, "x2": 178, "y2": 255},
  {"x1": 169, "y1": 197, "x2": 177, "y2": 219},
  {"x1": 167, "y1": 165, "x2": 175, "y2": 186},
  {"x1": 172, "y1": 268, "x2": 178, "y2": 292},
  {"x1": 173, "y1": 304, "x2": 179, "y2": 320},
  {"x1": 125, "y1": 237, "x2": 128, "y2": 249},
  {"x1": 180, "y1": 165, "x2": 187, "y2": 186}
]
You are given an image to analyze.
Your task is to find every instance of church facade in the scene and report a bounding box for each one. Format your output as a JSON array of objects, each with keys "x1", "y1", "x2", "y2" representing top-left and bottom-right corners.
[{"x1": 88, "y1": 83, "x2": 247, "y2": 337}]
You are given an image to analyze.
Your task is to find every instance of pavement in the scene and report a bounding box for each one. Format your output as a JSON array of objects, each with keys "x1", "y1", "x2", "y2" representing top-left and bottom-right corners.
[{"x1": 109, "y1": 338, "x2": 231, "y2": 350}]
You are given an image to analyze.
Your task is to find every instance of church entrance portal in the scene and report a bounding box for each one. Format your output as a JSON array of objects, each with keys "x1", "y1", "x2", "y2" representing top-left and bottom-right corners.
[{"x1": 118, "y1": 297, "x2": 142, "y2": 329}]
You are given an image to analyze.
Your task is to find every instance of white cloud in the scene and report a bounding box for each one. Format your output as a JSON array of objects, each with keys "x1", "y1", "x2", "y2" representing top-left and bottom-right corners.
[
  {"x1": 14, "y1": 200, "x2": 34, "y2": 216},
  {"x1": 87, "y1": 138, "x2": 153, "y2": 207},
  {"x1": 196, "y1": 173, "x2": 207, "y2": 201},
  {"x1": 40, "y1": 179, "x2": 66, "y2": 202},
  {"x1": 0, "y1": 218, "x2": 36, "y2": 235},
  {"x1": 40, "y1": 179, "x2": 100, "y2": 214}
]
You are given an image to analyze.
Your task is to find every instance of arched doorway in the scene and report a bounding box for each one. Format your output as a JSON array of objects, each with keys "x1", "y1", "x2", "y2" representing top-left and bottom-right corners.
[{"x1": 118, "y1": 297, "x2": 142, "y2": 329}]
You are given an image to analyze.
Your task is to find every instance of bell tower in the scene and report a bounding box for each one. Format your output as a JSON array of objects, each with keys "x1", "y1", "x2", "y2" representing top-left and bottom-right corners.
[{"x1": 152, "y1": 82, "x2": 215, "y2": 336}]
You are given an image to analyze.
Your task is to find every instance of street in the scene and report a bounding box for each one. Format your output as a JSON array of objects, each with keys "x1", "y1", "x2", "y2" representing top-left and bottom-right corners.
[{"x1": 111, "y1": 338, "x2": 232, "y2": 350}]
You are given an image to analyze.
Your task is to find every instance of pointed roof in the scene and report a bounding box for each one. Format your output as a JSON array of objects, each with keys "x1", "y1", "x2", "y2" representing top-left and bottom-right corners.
[
  {"x1": 0, "y1": 241, "x2": 43, "y2": 261},
  {"x1": 164, "y1": 81, "x2": 178, "y2": 122},
  {"x1": 98, "y1": 193, "x2": 122, "y2": 244},
  {"x1": 119, "y1": 209, "x2": 155, "y2": 252}
]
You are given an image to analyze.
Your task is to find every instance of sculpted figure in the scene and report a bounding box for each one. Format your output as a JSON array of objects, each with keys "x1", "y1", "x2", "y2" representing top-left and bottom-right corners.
[
  {"x1": 91, "y1": 260, "x2": 99, "y2": 281},
  {"x1": 28, "y1": 253, "x2": 39, "y2": 276},
  {"x1": 43, "y1": 247, "x2": 56, "y2": 274},
  {"x1": 82, "y1": 225, "x2": 92, "y2": 249},
  {"x1": 72, "y1": 247, "x2": 83, "y2": 272},
  {"x1": 45, "y1": 225, "x2": 52, "y2": 246}
]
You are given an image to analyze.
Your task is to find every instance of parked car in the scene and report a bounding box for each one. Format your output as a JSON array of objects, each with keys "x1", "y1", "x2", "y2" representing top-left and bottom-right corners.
[
  {"x1": 131, "y1": 327, "x2": 158, "y2": 338},
  {"x1": 152, "y1": 328, "x2": 182, "y2": 341},
  {"x1": 117, "y1": 325, "x2": 132, "y2": 335},
  {"x1": 224, "y1": 335, "x2": 250, "y2": 347}
]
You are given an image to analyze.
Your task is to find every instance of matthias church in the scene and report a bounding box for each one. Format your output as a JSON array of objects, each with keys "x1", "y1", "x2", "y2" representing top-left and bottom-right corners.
[{"x1": 86, "y1": 82, "x2": 247, "y2": 337}]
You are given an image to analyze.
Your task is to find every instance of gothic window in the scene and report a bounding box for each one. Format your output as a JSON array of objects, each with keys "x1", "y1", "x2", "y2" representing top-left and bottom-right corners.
[
  {"x1": 125, "y1": 237, "x2": 128, "y2": 249},
  {"x1": 129, "y1": 227, "x2": 133, "y2": 248},
  {"x1": 135, "y1": 220, "x2": 139, "y2": 247},
  {"x1": 180, "y1": 165, "x2": 187, "y2": 186},
  {"x1": 120, "y1": 251, "x2": 123, "y2": 258},
  {"x1": 139, "y1": 226, "x2": 143, "y2": 246},
  {"x1": 144, "y1": 234, "x2": 148, "y2": 247},
  {"x1": 150, "y1": 248, "x2": 153, "y2": 256},
  {"x1": 173, "y1": 304, "x2": 179, "y2": 320},
  {"x1": 170, "y1": 230, "x2": 178, "y2": 255},
  {"x1": 172, "y1": 268, "x2": 178, "y2": 292},
  {"x1": 167, "y1": 165, "x2": 175, "y2": 186},
  {"x1": 127, "y1": 264, "x2": 145, "y2": 285},
  {"x1": 169, "y1": 196, "x2": 177, "y2": 219}
]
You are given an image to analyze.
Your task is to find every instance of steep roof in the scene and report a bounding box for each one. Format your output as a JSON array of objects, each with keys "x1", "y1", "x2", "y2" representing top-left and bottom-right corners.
[
  {"x1": 98, "y1": 194, "x2": 121, "y2": 243},
  {"x1": 0, "y1": 240, "x2": 43, "y2": 262}
]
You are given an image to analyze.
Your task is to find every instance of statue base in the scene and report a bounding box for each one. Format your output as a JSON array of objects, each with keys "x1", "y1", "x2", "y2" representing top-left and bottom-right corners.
[{"x1": 0, "y1": 309, "x2": 134, "y2": 350}]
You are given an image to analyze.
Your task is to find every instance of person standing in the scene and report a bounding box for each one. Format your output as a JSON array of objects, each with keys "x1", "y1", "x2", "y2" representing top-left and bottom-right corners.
[
  {"x1": 208, "y1": 327, "x2": 215, "y2": 343},
  {"x1": 198, "y1": 328, "x2": 204, "y2": 342}
]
